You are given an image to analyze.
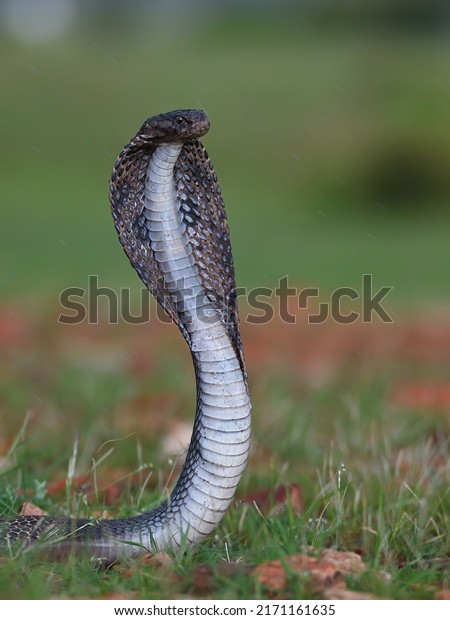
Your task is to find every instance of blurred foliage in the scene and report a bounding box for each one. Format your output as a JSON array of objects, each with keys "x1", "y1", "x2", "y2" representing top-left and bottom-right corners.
[{"x1": 0, "y1": 3, "x2": 449, "y2": 301}]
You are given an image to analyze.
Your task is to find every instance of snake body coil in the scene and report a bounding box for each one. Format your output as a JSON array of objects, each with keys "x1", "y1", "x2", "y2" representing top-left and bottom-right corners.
[{"x1": 0, "y1": 110, "x2": 251, "y2": 562}]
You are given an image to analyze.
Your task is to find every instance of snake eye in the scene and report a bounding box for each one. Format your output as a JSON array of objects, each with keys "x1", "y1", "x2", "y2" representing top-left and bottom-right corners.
[{"x1": 176, "y1": 116, "x2": 184, "y2": 124}]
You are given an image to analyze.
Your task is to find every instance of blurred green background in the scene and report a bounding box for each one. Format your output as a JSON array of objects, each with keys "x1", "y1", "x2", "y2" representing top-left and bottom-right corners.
[{"x1": 1, "y1": 0, "x2": 449, "y2": 304}]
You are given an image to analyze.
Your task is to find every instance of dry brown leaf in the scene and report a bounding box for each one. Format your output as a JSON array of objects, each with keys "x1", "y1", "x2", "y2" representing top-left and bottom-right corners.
[
  {"x1": 193, "y1": 563, "x2": 254, "y2": 595},
  {"x1": 46, "y1": 469, "x2": 151, "y2": 506},
  {"x1": 253, "y1": 561, "x2": 288, "y2": 591},
  {"x1": 435, "y1": 590, "x2": 450, "y2": 600},
  {"x1": 19, "y1": 501, "x2": 48, "y2": 516},
  {"x1": 138, "y1": 551, "x2": 173, "y2": 571},
  {"x1": 242, "y1": 483, "x2": 304, "y2": 516},
  {"x1": 113, "y1": 551, "x2": 174, "y2": 579},
  {"x1": 193, "y1": 564, "x2": 215, "y2": 595},
  {"x1": 252, "y1": 549, "x2": 366, "y2": 594},
  {"x1": 320, "y1": 549, "x2": 366, "y2": 575},
  {"x1": 391, "y1": 382, "x2": 450, "y2": 412},
  {"x1": 112, "y1": 565, "x2": 134, "y2": 579},
  {"x1": 0, "y1": 307, "x2": 29, "y2": 347},
  {"x1": 47, "y1": 475, "x2": 90, "y2": 496},
  {"x1": 16, "y1": 488, "x2": 33, "y2": 498}
]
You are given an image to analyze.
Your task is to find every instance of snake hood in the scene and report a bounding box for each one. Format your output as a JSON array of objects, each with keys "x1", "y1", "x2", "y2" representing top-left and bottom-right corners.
[{"x1": 111, "y1": 109, "x2": 247, "y2": 377}]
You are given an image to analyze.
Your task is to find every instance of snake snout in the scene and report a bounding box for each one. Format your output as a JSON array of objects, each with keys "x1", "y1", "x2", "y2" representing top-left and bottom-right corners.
[
  {"x1": 191, "y1": 110, "x2": 210, "y2": 137},
  {"x1": 173, "y1": 109, "x2": 210, "y2": 139}
]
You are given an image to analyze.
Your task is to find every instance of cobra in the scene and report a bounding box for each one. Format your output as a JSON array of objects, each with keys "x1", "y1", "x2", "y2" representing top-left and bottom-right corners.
[{"x1": 0, "y1": 110, "x2": 251, "y2": 562}]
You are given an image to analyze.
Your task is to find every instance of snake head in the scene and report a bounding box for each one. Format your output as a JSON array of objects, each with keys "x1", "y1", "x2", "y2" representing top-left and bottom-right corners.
[{"x1": 138, "y1": 109, "x2": 210, "y2": 144}]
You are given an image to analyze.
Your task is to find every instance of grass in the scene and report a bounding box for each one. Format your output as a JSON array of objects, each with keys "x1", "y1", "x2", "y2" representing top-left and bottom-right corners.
[{"x1": 0, "y1": 306, "x2": 449, "y2": 599}]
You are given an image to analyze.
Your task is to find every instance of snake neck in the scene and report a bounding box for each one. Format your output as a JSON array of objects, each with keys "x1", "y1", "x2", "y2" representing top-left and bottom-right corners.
[{"x1": 138, "y1": 143, "x2": 251, "y2": 549}]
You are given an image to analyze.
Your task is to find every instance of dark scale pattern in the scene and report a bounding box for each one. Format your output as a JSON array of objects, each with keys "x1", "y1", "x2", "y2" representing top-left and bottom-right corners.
[
  {"x1": 175, "y1": 141, "x2": 245, "y2": 376},
  {"x1": 109, "y1": 113, "x2": 245, "y2": 372},
  {"x1": 109, "y1": 137, "x2": 186, "y2": 337},
  {"x1": 0, "y1": 513, "x2": 175, "y2": 561}
]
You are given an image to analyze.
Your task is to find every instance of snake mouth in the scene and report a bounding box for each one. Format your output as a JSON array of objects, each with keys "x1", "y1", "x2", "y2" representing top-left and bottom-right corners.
[
  {"x1": 192, "y1": 115, "x2": 210, "y2": 139},
  {"x1": 190, "y1": 110, "x2": 210, "y2": 137}
]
